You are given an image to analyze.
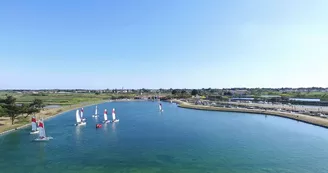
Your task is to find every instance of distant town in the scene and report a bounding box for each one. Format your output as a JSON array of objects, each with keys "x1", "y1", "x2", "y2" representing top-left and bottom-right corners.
[{"x1": 2, "y1": 87, "x2": 328, "y2": 94}]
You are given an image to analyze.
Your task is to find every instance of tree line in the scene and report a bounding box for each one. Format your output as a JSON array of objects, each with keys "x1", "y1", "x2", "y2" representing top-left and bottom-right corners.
[{"x1": 0, "y1": 96, "x2": 45, "y2": 125}]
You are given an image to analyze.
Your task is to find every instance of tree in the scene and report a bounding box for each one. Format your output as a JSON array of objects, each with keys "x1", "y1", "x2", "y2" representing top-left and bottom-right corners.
[
  {"x1": 191, "y1": 89, "x2": 198, "y2": 96},
  {"x1": 30, "y1": 99, "x2": 45, "y2": 110},
  {"x1": 1, "y1": 96, "x2": 22, "y2": 125},
  {"x1": 0, "y1": 105, "x2": 5, "y2": 117},
  {"x1": 172, "y1": 89, "x2": 178, "y2": 95}
]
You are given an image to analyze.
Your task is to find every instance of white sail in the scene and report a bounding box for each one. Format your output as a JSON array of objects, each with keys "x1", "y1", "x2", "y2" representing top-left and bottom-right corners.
[
  {"x1": 76, "y1": 110, "x2": 81, "y2": 123},
  {"x1": 38, "y1": 120, "x2": 46, "y2": 138},
  {"x1": 112, "y1": 108, "x2": 116, "y2": 120},
  {"x1": 95, "y1": 106, "x2": 98, "y2": 115},
  {"x1": 32, "y1": 122, "x2": 37, "y2": 131},
  {"x1": 80, "y1": 108, "x2": 84, "y2": 118},
  {"x1": 39, "y1": 128, "x2": 45, "y2": 138},
  {"x1": 104, "y1": 109, "x2": 108, "y2": 121}
]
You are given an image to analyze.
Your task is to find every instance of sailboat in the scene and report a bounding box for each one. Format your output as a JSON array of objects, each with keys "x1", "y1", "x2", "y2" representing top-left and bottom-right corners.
[
  {"x1": 30, "y1": 116, "x2": 39, "y2": 134},
  {"x1": 103, "y1": 109, "x2": 110, "y2": 123},
  {"x1": 75, "y1": 109, "x2": 86, "y2": 126},
  {"x1": 110, "y1": 108, "x2": 119, "y2": 123},
  {"x1": 92, "y1": 105, "x2": 98, "y2": 118},
  {"x1": 33, "y1": 119, "x2": 53, "y2": 141},
  {"x1": 80, "y1": 108, "x2": 86, "y2": 121},
  {"x1": 159, "y1": 103, "x2": 164, "y2": 112}
]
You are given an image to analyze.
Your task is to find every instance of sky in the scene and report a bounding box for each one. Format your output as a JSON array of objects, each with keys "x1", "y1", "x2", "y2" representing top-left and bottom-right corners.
[{"x1": 0, "y1": 0, "x2": 328, "y2": 89}]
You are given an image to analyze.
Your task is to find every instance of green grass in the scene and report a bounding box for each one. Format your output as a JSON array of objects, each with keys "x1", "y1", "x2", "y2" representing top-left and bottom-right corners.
[
  {"x1": 249, "y1": 91, "x2": 328, "y2": 101},
  {"x1": 0, "y1": 92, "x2": 137, "y2": 105}
]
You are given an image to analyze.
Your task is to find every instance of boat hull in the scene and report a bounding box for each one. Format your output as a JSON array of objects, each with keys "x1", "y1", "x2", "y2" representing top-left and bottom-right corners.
[
  {"x1": 33, "y1": 137, "x2": 53, "y2": 142},
  {"x1": 110, "y1": 119, "x2": 120, "y2": 123},
  {"x1": 75, "y1": 122, "x2": 86, "y2": 126},
  {"x1": 30, "y1": 130, "x2": 39, "y2": 134}
]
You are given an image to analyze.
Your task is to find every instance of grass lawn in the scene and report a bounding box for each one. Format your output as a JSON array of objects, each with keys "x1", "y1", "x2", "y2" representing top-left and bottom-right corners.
[{"x1": 0, "y1": 92, "x2": 137, "y2": 105}]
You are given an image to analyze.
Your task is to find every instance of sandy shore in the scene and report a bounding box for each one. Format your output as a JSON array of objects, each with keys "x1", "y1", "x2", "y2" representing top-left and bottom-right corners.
[{"x1": 174, "y1": 100, "x2": 328, "y2": 129}]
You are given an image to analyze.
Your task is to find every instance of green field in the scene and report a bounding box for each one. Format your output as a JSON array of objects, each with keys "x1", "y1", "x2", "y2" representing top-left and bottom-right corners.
[{"x1": 0, "y1": 92, "x2": 137, "y2": 105}]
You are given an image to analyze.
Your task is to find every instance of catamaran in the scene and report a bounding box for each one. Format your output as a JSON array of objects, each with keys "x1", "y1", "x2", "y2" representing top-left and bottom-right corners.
[
  {"x1": 92, "y1": 105, "x2": 98, "y2": 118},
  {"x1": 75, "y1": 109, "x2": 86, "y2": 126},
  {"x1": 80, "y1": 108, "x2": 86, "y2": 121},
  {"x1": 33, "y1": 119, "x2": 53, "y2": 141},
  {"x1": 159, "y1": 103, "x2": 164, "y2": 112},
  {"x1": 30, "y1": 116, "x2": 39, "y2": 134},
  {"x1": 103, "y1": 109, "x2": 110, "y2": 123},
  {"x1": 110, "y1": 108, "x2": 119, "y2": 123}
]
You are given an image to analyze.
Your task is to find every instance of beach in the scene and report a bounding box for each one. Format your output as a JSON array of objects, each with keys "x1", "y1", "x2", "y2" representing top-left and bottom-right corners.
[{"x1": 175, "y1": 100, "x2": 328, "y2": 129}]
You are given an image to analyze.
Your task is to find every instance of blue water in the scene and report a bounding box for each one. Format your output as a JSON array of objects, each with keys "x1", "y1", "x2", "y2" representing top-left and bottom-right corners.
[{"x1": 1, "y1": 101, "x2": 328, "y2": 173}]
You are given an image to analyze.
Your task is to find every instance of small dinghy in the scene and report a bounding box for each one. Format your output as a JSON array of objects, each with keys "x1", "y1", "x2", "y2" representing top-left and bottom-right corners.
[
  {"x1": 96, "y1": 123, "x2": 102, "y2": 128},
  {"x1": 110, "y1": 108, "x2": 119, "y2": 123},
  {"x1": 92, "y1": 105, "x2": 98, "y2": 118},
  {"x1": 103, "y1": 109, "x2": 110, "y2": 124},
  {"x1": 34, "y1": 119, "x2": 53, "y2": 142},
  {"x1": 30, "y1": 116, "x2": 39, "y2": 134},
  {"x1": 80, "y1": 108, "x2": 86, "y2": 121},
  {"x1": 75, "y1": 109, "x2": 86, "y2": 126}
]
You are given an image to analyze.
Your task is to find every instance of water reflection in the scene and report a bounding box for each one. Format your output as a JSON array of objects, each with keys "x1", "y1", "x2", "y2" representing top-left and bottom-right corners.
[
  {"x1": 38, "y1": 143, "x2": 46, "y2": 163},
  {"x1": 103, "y1": 123, "x2": 108, "y2": 134},
  {"x1": 111, "y1": 123, "x2": 116, "y2": 133},
  {"x1": 75, "y1": 126, "x2": 82, "y2": 144}
]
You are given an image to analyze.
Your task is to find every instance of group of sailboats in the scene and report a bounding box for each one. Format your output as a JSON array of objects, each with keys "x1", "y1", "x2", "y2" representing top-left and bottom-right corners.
[
  {"x1": 74, "y1": 106, "x2": 119, "y2": 126},
  {"x1": 29, "y1": 105, "x2": 122, "y2": 142},
  {"x1": 103, "y1": 108, "x2": 119, "y2": 124},
  {"x1": 29, "y1": 116, "x2": 53, "y2": 141}
]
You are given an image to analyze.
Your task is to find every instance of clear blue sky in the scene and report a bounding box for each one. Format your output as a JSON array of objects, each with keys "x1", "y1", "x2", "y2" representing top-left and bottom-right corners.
[{"x1": 1, "y1": 0, "x2": 327, "y2": 89}]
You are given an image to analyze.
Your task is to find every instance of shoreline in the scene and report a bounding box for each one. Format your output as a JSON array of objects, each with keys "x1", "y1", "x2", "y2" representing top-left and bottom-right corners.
[{"x1": 175, "y1": 100, "x2": 328, "y2": 129}]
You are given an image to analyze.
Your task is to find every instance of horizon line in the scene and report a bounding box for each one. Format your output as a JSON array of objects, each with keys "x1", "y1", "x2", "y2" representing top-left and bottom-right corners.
[{"x1": 1, "y1": 87, "x2": 328, "y2": 90}]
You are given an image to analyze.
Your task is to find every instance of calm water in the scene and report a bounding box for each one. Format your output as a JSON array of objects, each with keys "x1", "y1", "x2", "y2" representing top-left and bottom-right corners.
[{"x1": 1, "y1": 101, "x2": 328, "y2": 173}]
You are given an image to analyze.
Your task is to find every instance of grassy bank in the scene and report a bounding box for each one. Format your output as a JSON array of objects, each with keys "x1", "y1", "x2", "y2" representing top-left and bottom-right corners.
[
  {"x1": 0, "y1": 92, "x2": 137, "y2": 106},
  {"x1": 177, "y1": 100, "x2": 328, "y2": 129}
]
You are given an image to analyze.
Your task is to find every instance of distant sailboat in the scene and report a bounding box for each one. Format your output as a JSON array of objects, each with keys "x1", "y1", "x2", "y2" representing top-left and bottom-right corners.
[
  {"x1": 75, "y1": 109, "x2": 86, "y2": 126},
  {"x1": 159, "y1": 103, "x2": 164, "y2": 112},
  {"x1": 92, "y1": 106, "x2": 98, "y2": 118},
  {"x1": 110, "y1": 108, "x2": 119, "y2": 123},
  {"x1": 30, "y1": 116, "x2": 39, "y2": 134},
  {"x1": 33, "y1": 119, "x2": 53, "y2": 141},
  {"x1": 103, "y1": 109, "x2": 110, "y2": 123}
]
